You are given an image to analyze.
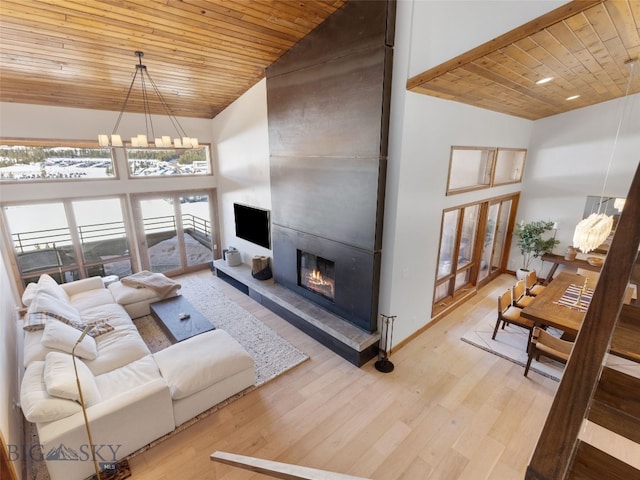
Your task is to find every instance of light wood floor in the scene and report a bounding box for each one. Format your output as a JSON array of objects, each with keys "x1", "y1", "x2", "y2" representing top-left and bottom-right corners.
[{"x1": 128, "y1": 271, "x2": 559, "y2": 480}]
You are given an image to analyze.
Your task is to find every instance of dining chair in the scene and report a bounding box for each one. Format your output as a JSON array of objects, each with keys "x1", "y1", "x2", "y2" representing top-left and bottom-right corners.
[
  {"x1": 512, "y1": 279, "x2": 534, "y2": 308},
  {"x1": 525, "y1": 270, "x2": 546, "y2": 297},
  {"x1": 493, "y1": 289, "x2": 534, "y2": 349},
  {"x1": 524, "y1": 327, "x2": 573, "y2": 376}
]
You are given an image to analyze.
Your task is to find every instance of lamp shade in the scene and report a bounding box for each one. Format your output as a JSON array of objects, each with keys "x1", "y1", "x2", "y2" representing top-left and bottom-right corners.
[{"x1": 572, "y1": 213, "x2": 614, "y2": 253}]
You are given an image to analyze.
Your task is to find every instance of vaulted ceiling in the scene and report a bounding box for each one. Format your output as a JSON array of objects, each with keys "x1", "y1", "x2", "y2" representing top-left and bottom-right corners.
[
  {"x1": 0, "y1": 1, "x2": 638, "y2": 121},
  {"x1": 0, "y1": 0, "x2": 346, "y2": 119},
  {"x1": 408, "y1": 0, "x2": 640, "y2": 120}
]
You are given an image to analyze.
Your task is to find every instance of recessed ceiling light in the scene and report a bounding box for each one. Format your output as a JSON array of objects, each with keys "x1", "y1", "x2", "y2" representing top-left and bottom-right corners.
[
  {"x1": 566, "y1": 95, "x2": 580, "y2": 101},
  {"x1": 536, "y1": 77, "x2": 554, "y2": 85}
]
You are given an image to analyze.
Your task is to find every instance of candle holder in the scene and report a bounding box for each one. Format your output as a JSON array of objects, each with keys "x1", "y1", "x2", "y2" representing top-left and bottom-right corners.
[{"x1": 375, "y1": 314, "x2": 396, "y2": 373}]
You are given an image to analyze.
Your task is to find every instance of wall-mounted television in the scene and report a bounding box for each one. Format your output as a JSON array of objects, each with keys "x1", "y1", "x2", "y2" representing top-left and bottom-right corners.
[{"x1": 233, "y1": 203, "x2": 271, "y2": 249}]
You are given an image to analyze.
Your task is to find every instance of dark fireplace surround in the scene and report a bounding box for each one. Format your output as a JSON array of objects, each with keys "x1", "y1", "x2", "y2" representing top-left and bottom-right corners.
[
  {"x1": 272, "y1": 226, "x2": 381, "y2": 332},
  {"x1": 266, "y1": 0, "x2": 394, "y2": 336}
]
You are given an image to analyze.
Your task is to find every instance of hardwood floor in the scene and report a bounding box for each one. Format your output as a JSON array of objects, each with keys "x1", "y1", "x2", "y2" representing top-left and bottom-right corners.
[{"x1": 127, "y1": 271, "x2": 558, "y2": 479}]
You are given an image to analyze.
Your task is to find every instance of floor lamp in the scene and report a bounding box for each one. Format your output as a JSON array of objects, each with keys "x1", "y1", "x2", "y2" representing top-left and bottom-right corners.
[
  {"x1": 72, "y1": 325, "x2": 101, "y2": 480},
  {"x1": 375, "y1": 314, "x2": 396, "y2": 373}
]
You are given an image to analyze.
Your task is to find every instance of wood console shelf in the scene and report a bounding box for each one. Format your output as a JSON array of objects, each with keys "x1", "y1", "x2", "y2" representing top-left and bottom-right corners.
[
  {"x1": 213, "y1": 260, "x2": 379, "y2": 367},
  {"x1": 541, "y1": 253, "x2": 601, "y2": 284}
]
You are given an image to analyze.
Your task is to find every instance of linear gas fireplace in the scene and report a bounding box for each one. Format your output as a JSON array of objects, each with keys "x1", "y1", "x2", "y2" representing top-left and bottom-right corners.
[
  {"x1": 271, "y1": 226, "x2": 379, "y2": 333},
  {"x1": 298, "y1": 251, "x2": 335, "y2": 301}
]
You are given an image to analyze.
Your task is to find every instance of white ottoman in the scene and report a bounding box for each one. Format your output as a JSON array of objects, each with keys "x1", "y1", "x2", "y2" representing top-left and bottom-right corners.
[
  {"x1": 153, "y1": 329, "x2": 255, "y2": 426},
  {"x1": 108, "y1": 280, "x2": 177, "y2": 318}
]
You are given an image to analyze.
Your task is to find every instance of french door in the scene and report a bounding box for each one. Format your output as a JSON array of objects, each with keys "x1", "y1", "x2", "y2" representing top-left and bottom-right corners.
[
  {"x1": 433, "y1": 193, "x2": 518, "y2": 316},
  {"x1": 133, "y1": 191, "x2": 217, "y2": 276}
]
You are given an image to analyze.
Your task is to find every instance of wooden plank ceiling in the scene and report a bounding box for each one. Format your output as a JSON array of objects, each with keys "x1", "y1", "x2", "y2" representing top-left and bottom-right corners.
[
  {"x1": 407, "y1": 0, "x2": 640, "y2": 120},
  {"x1": 0, "y1": 0, "x2": 346, "y2": 119}
]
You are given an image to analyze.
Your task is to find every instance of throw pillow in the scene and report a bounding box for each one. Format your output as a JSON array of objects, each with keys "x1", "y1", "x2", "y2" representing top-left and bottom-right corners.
[
  {"x1": 21, "y1": 282, "x2": 39, "y2": 307},
  {"x1": 26, "y1": 290, "x2": 82, "y2": 327},
  {"x1": 37, "y1": 274, "x2": 69, "y2": 302},
  {"x1": 20, "y1": 361, "x2": 82, "y2": 423},
  {"x1": 41, "y1": 320, "x2": 98, "y2": 360},
  {"x1": 43, "y1": 352, "x2": 101, "y2": 407}
]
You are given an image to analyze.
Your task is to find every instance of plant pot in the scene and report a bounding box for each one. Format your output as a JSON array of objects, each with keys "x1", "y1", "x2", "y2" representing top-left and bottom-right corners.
[{"x1": 516, "y1": 268, "x2": 531, "y2": 280}]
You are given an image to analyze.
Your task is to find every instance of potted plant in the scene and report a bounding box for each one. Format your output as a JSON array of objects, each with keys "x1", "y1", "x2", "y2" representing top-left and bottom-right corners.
[{"x1": 513, "y1": 220, "x2": 559, "y2": 279}]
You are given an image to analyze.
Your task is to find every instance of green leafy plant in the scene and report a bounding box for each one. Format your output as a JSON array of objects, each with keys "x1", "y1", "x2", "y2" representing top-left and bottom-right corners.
[{"x1": 513, "y1": 220, "x2": 559, "y2": 271}]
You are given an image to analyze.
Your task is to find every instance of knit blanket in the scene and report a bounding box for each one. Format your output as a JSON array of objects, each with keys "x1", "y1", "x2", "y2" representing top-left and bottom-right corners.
[{"x1": 121, "y1": 270, "x2": 181, "y2": 298}]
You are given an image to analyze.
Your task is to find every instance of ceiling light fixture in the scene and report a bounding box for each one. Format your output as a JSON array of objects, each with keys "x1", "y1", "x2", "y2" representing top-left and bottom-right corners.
[
  {"x1": 566, "y1": 95, "x2": 580, "y2": 101},
  {"x1": 98, "y1": 51, "x2": 198, "y2": 149},
  {"x1": 536, "y1": 77, "x2": 554, "y2": 85},
  {"x1": 573, "y1": 58, "x2": 638, "y2": 253}
]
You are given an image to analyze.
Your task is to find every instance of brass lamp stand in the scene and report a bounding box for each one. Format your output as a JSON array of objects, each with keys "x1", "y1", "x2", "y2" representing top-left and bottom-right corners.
[{"x1": 72, "y1": 325, "x2": 101, "y2": 480}]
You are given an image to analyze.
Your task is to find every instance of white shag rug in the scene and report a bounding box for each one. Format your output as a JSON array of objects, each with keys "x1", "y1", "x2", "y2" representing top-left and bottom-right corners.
[{"x1": 135, "y1": 273, "x2": 309, "y2": 386}]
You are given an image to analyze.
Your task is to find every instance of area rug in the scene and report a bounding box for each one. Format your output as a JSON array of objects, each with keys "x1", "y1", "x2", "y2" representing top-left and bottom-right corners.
[
  {"x1": 461, "y1": 318, "x2": 564, "y2": 381},
  {"x1": 25, "y1": 273, "x2": 309, "y2": 480}
]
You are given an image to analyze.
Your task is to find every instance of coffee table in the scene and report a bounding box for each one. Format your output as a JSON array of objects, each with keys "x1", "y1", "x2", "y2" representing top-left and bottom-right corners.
[{"x1": 149, "y1": 295, "x2": 214, "y2": 343}]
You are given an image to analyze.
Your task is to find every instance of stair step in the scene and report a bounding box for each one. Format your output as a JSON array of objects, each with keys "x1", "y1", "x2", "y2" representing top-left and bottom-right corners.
[
  {"x1": 568, "y1": 441, "x2": 639, "y2": 480},
  {"x1": 587, "y1": 366, "x2": 640, "y2": 443}
]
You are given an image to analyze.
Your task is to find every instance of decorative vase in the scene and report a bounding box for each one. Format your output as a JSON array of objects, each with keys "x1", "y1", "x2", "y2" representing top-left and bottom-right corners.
[
  {"x1": 564, "y1": 246, "x2": 577, "y2": 261},
  {"x1": 516, "y1": 268, "x2": 530, "y2": 280}
]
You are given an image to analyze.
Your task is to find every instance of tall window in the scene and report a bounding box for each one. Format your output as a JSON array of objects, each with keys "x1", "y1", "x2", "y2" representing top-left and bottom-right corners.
[
  {"x1": 127, "y1": 147, "x2": 211, "y2": 177},
  {"x1": 433, "y1": 194, "x2": 518, "y2": 316},
  {"x1": 4, "y1": 198, "x2": 133, "y2": 286}
]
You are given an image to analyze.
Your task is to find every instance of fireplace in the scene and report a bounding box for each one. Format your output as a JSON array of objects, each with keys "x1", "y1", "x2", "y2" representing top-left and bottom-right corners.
[
  {"x1": 298, "y1": 251, "x2": 335, "y2": 301},
  {"x1": 271, "y1": 225, "x2": 379, "y2": 333}
]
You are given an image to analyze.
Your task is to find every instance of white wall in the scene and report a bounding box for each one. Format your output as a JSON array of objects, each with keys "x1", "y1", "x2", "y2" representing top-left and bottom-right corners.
[
  {"x1": 518, "y1": 94, "x2": 640, "y2": 277},
  {"x1": 211, "y1": 79, "x2": 273, "y2": 264},
  {"x1": 0, "y1": 239, "x2": 23, "y2": 479}
]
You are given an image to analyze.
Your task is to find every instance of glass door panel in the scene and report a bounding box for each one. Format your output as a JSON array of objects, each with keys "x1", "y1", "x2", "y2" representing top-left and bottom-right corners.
[
  {"x1": 179, "y1": 194, "x2": 214, "y2": 268},
  {"x1": 478, "y1": 203, "x2": 499, "y2": 283},
  {"x1": 72, "y1": 198, "x2": 133, "y2": 278},
  {"x1": 491, "y1": 199, "x2": 512, "y2": 273},
  {"x1": 135, "y1": 193, "x2": 214, "y2": 275},
  {"x1": 4, "y1": 202, "x2": 78, "y2": 285},
  {"x1": 437, "y1": 209, "x2": 459, "y2": 279}
]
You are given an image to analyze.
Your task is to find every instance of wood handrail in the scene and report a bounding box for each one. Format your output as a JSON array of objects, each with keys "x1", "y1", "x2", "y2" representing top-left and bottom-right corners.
[
  {"x1": 210, "y1": 451, "x2": 373, "y2": 480},
  {"x1": 526, "y1": 163, "x2": 640, "y2": 480}
]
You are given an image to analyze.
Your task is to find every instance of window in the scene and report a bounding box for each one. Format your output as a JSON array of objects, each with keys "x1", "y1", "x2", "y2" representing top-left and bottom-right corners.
[
  {"x1": 4, "y1": 198, "x2": 133, "y2": 286},
  {"x1": 0, "y1": 144, "x2": 115, "y2": 182},
  {"x1": 127, "y1": 147, "x2": 211, "y2": 177},
  {"x1": 432, "y1": 194, "x2": 519, "y2": 317},
  {"x1": 446, "y1": 146, "x2": 526, "y2": 195}
]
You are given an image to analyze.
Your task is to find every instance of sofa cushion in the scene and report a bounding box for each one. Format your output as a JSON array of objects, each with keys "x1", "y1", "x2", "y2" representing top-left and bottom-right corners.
[
  {"x1": 43, "y1": 352, "x2": 101, "y2": 407},
  {"x1": 21, "y1": 361, "x2": 82, "y2": 423},
  {"x1": 95, "y1": 355, "x2": 162, "y2": 401},
  {"x1": 37, "y1": 274, "x2": 69, "y2": 303},
  {"x1": 69, "y1": 287, "x2": 116, "y2": 312},
  {"x1": 84, "y1": 324, "x2": 151, "y2": 376},
  {"x1": 153, "y1": 330, "x2": 254, "y2": 400},
  {"x1": 25, "y1": 291, "x2": 81, "y2": 330},
  {"x1": 41, "y1": 320, "x2": 98, "y2": 360}
]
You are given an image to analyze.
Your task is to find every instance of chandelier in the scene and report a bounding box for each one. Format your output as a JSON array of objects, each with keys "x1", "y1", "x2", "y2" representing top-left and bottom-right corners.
[
  {"x1": 98, "y1": 51, "x2": 198, "y2": 149},
  {"x1": 572, "y1": 58, "x2": 638, "y2": 253}
]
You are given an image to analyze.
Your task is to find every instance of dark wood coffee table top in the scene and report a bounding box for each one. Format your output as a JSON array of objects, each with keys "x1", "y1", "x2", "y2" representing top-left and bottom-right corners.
[{"x1": 149, "y1": 295, "x2": 214, "y2": 343}]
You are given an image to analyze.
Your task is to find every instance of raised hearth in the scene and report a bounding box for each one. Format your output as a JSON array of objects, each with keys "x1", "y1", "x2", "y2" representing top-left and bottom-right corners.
[{"x1": 214, "y1": 260, "x2": 379, "y2": 366}]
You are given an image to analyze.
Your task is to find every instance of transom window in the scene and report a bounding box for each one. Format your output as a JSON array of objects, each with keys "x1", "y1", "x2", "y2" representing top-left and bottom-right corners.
[{"x1": 447, "y1": 146, "x2": 526, "y2": 195}]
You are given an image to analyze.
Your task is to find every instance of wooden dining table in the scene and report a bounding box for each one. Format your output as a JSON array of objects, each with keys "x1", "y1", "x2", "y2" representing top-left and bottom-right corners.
[
  {"x1": 521, "y1": 271, "x2": 593, "y2": 337},
  {"x1": 521, "y1": 271, "x2": 640, "y2": 362}
]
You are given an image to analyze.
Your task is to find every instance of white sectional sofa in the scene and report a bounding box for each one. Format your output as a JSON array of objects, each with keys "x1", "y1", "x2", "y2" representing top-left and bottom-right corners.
[{"x1": 19, "y1": 274, "x2": 255, "y2": 480}]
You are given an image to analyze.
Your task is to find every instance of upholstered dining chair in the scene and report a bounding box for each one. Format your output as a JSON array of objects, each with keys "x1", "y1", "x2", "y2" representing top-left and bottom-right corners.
[
  {"x1": 524, "y1": 327, "x2": 574, "y2": 377},
  {"x1": 512, "y1": 279, "x2": 534, "y2": 308},
  {"x1": 525, "y1": 270, "x2": 546, "y2": 297},
  {"x1": 493, "y1": 289, "x2": 534, "y2": 349}
]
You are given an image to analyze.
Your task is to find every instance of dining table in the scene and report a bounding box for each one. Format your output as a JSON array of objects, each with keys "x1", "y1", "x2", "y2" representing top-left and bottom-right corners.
[
  {"x1": 520, "y1": 271, "x2": 594, "y2": 337},
  {"x1": 521, "y1": 271, "x2": 640, "y2": 361}
]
